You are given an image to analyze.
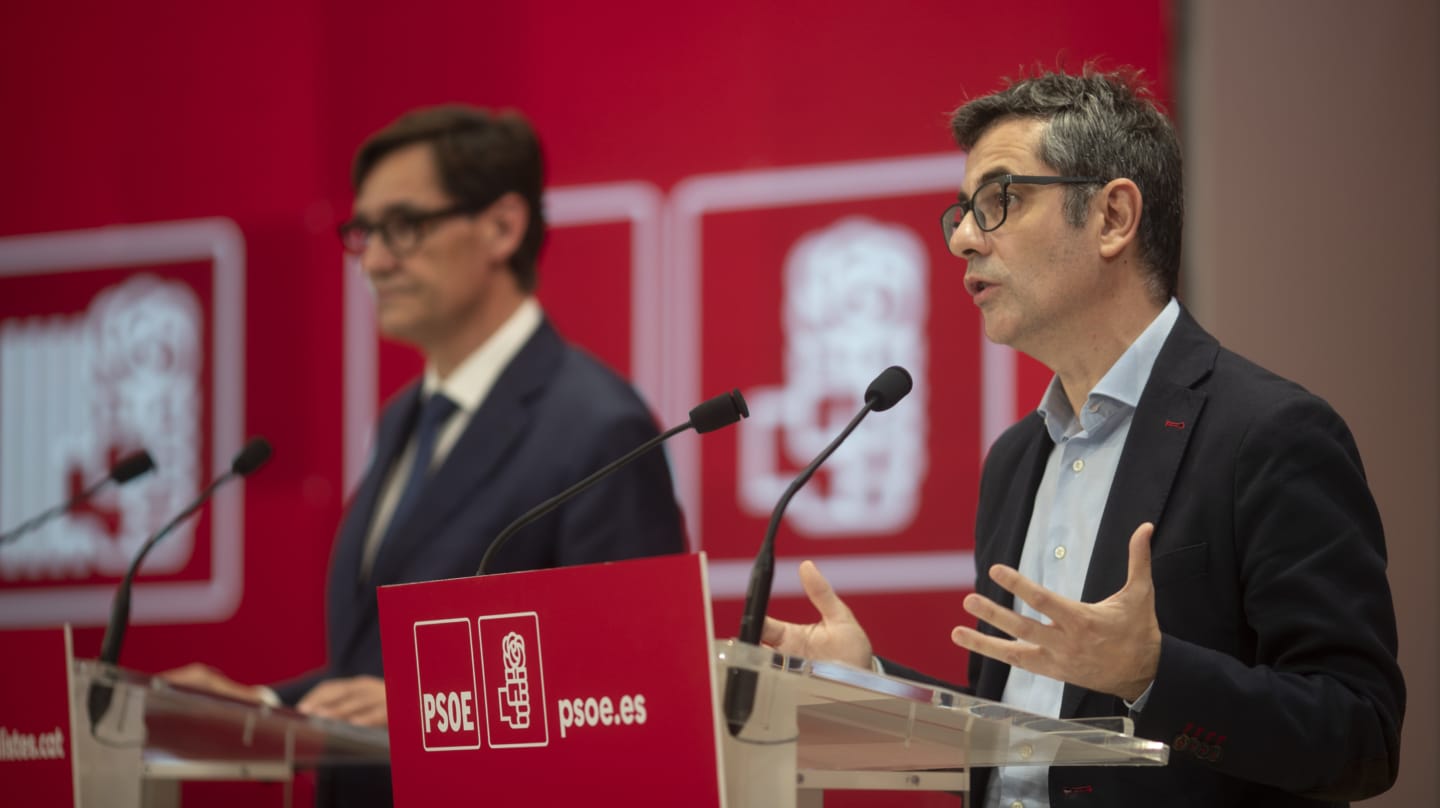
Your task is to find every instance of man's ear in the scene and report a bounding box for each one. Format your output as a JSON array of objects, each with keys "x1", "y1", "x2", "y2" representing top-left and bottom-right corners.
[
  {"x1": 485, "y1": 192, "x2": 529, "y2": 261},
  {"x1": 1096, "y1": 178, "x2": 1142, "y2": 260}
]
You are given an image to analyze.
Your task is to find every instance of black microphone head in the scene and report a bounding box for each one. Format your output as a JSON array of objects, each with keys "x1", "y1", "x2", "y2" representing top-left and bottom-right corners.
[
  {"x1": 865, "y1": 366, "x2": 913, "y2": 412},
  {"x1": 689, "y1": 389, "x2": 750, "y2": 434},
  {"x1": 231, "y1": 437, "x2": 273, "y2": 477},
  {"x1": 110, "y1": 450, "x2": 156, "y2": 484}
]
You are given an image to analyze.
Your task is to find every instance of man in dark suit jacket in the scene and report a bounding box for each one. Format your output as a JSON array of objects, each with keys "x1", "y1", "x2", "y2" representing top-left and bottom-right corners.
[
  {"x1": 762, "y1": 69, "x2": 1403, "y2": 806},
  {"x1": 169, "y1": 105, "x2": 685, "y2": 806},
  {"x1": 271, "y1": 316, "x2": 683, "y2": 711}
]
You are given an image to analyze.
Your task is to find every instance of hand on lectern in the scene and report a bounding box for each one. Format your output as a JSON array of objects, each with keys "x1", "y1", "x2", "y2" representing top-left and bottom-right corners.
[
  {"x1": 161, "y1": 663, "x2": 269, "y2": 705},
  {"x1": 298, "y1": 675, "x2": 389, "y2": 728},
  {"x1": 760, "y1": 560, "x2": 874, "y2": 670}
]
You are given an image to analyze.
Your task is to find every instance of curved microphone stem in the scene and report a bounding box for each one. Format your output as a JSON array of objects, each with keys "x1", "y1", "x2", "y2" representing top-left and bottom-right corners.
[
  {"x1": 0, "y1": 477, "x2": 112, "y2": 546},
  {"x1": 90, "y1": 470, "x2": 238, "y2": 730},
  {"x1": 2, "y1": 450, "x2": 155, "y2": 547},
  {"x1": 97, "y1": 471, "x2": 236, "y2": 666},
  {"x1": 89, "y1": 439, "x2": 265, "y2": 729},
  {"x1": 474, "y1": 421, "x2": 693, "y2": 576},
  {"x1": 737, "y1": 401, "x2": 876, "y2": 646},
  {"x1": 726, "y1": 401, "x2": 878, "y2": 737}
]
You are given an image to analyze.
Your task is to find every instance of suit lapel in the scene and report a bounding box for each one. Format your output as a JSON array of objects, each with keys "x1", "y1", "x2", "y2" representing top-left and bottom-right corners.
[
  {"x1": 975, "y1": 416, "x2": 1053, "y2": 701},
  {"x1": 329, "y1": 385, "x2": 421, "y2": 664},
  {"x1": 367, "y1": 321, "x2": 566, "y2": 585},
  {"x1": 1059, "y1": 308, "x2": 1217, "y2": 718},
  {"x1": 989, "y1": 422, "x2": 1053, "y2": 608}
]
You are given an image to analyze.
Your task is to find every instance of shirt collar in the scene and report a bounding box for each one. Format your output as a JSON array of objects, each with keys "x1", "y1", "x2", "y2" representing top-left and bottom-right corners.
[
  {"x1": 1036, "y1": 297, "x2": 1181, "y2": 442},
  {"x1": 420, "y1": 297, "x2": 544, "y2": 414}
]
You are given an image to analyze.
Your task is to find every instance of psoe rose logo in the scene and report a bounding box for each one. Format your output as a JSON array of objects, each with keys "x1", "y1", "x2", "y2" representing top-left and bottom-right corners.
[
  {"x1": 477, "y1": 612, "x2": 548, "y2": 749},
  {"x1": 0, "y1": 218, "x2": 246, "y2": 630}
]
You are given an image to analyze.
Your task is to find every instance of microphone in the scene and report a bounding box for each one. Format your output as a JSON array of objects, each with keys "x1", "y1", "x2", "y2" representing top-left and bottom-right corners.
[
  {"x1": 474, "y1": 389, "x2": 749, "y2": 575},
  {"x1": 724, "y1": 366, "x2": 912, "y2": 735},
  {"x1": 0, "y1": 450, "x2": 156, "y2": 546},
  {"x1": 88, "y1": 437, "x2": 271, "y2": 728},
  {"x1": 96, "y1": 438, "x2": 272, "y2": 667}
]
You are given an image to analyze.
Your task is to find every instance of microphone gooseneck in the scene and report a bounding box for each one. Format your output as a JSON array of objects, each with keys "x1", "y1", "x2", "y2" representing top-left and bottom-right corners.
[
  {"x1": 474, "y1": 389, "x2": 748, "y2": 576},
  {"x1": 0, "y1": 449, "x2": 157, "y2": 546},
  {"x1": 725, "y1": 366, "x2": 912, "y2": 736},
  {"x1": 96, "y1": 438, "x2": 271, "y2": 667},
  {"x1": 89, "y1": 438, "x2": 271, "y2": 729}
]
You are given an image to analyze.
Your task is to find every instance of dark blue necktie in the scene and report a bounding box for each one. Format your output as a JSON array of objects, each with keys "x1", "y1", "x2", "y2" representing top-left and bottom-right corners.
[{"x1": 384, "y1": 392, "x2": 459, "y2": 545}]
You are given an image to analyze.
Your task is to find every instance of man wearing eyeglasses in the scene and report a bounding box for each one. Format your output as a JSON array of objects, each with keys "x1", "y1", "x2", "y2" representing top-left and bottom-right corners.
[
  {"x1": 168, "y1": 105, "x2": 686, "y2": 807},
  {"x1": 764, "y1": 68, "x2": 1403, "y2": 807}
]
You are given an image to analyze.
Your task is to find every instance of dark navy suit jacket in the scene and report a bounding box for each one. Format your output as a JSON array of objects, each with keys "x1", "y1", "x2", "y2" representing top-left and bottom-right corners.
[
  {"x1": 891, "y1": 309, "x2": 1403, "y2": 807},
  {"x1": 275, "y1": 319, "x2": 685, "y2": 806}
]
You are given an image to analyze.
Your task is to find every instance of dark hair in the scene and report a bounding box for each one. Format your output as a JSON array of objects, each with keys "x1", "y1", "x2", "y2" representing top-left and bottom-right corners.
[
  {"x1": 950, "y1": 66, "x2": 1183, "y2": 300},
  {"x1": 352, "y1": 105, "x2": 546, "y2": 292}
]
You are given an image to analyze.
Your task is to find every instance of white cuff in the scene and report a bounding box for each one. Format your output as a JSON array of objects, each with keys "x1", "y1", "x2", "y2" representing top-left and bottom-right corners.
[{"x1": 1123, "y1": 681, "x2": 1155, "y2": 713}]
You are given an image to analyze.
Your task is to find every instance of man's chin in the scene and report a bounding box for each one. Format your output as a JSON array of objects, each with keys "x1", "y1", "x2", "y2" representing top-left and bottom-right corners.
[
  {"x1": 978, "y1": 314, "x2": 1003, "y2": 343},
  {"x1": 375, "y1": 317, "x2": 428, "y2": 347},
  {"x1": 979, "y1": 317, "x2": 1019, "y2": 349}
]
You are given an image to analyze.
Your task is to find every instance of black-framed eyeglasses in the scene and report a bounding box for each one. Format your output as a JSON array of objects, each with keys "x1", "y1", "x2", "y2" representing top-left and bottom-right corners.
[
  {"x1": 940, "y1": 174, "x2": 1107, "y2": 241},
  {"x1": 337, "y1": 203, "x2": 481, "y2": 257}
]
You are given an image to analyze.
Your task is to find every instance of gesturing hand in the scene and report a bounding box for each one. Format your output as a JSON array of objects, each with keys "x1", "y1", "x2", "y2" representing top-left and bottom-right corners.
[
  {"x1": 760, "y1": 560, "x2": 874, "y2": 670},
  {"x1": 950, "y1": 522, "x2": 1162, "y2": 702}
]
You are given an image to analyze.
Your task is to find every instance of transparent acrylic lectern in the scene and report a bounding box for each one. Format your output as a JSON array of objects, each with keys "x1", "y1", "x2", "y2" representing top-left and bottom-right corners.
[
  {"x1": 73, "y1": 659, "x2": 389, "y2": 808},
  {"x1": 715, "y1": 640, "x2": 1170, "y2": 807}
]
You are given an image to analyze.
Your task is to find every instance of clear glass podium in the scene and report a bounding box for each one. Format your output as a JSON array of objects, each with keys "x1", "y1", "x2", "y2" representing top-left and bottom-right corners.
[
  {"x1": 715, "y1": 640, "x2": 1169, "y2": 807},
  {"x1": 74, "y1": 659, "x2": 389, "y2": 808}
]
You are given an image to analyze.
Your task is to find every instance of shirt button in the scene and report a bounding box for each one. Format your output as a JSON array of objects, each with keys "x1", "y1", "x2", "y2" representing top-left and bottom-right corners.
[
  {"x1": 1054, "y1": 546, "x2": 1067, "y2": 560},
  {"x1": 1071, "y1": 459, "x2": 1085, "y2": 472}
]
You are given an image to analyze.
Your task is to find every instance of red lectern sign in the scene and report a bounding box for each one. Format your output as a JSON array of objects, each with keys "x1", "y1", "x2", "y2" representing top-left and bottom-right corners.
[
  {"x1": 0, "y1": 626, "x2": 78, "y2": 807},
  {"x1": 378, "y1": 553, "x2": 725, "y2": 807}
]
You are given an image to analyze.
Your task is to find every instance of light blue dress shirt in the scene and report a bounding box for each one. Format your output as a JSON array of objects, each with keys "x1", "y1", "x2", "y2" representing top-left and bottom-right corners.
[{"x1": 983, "y1": 298, "x2": 1179, "y2": 808}]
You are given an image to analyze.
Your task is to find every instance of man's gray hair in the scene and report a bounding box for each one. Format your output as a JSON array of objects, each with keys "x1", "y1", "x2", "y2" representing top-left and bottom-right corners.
[{"x1": 950, "y1": 67, "x2": 1183, "y2": 300}]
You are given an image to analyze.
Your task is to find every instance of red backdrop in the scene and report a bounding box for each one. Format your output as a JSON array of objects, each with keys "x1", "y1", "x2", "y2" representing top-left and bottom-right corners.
[{"x1": 0, "y1": 2, "x2": 1171, "y2": 805}]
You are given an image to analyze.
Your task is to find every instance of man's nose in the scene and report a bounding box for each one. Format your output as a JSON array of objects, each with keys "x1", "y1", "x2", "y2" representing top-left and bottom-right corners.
[
  {"x1": 947, "y1": 210, "x2": 989, "y2": 258},
  {"x1": 358, "y1": 235, "x2": 400, "y2": 276}
]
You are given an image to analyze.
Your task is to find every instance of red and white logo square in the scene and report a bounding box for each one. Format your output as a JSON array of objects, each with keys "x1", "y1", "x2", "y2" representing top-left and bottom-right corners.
[
  {"x1": 0, "y1": 218, "x2": 247, "y2": 629},
  {"x1": 412, "y1": 618, "x2": 482, "y2": 751},
  {"x1": 477, "y1": 612, "x2": 548, "y2": 748}
]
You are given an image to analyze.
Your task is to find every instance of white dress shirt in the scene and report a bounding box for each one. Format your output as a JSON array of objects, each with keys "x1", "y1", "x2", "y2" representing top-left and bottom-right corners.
[
  {"x1": 358, "y1": 298, "x2": 543, "y2": 579},
  {"x1": 984, "y1": 298, "x2": 1179, "y2": 808}
]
